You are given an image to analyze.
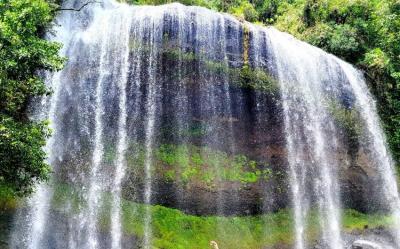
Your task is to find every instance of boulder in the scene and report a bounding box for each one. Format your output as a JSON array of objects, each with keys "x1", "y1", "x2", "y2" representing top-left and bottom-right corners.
[{"x1": 352, "y1": 240, "x2": 383, "y2": 249}]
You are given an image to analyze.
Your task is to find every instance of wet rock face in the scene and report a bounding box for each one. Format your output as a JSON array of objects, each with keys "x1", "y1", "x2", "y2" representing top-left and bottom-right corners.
[
  {"x1": 121, "y1": 86, "x2": 290, "y2": 216},
  {"x1": 0, "y1": 211, "x2": 13, "y2": 249},
  {"x1": 117, "y1": 79, "x2": 379, "y2": 216},
  {"x1": 36, "y1": 2, "x2": 382, "y2": 218},
  {"x1": 339, "y1": 127, "x2": 390, "y2": 213},
  {"x1": 56, "y1": 21, "x2": 379, "y2": 216}
]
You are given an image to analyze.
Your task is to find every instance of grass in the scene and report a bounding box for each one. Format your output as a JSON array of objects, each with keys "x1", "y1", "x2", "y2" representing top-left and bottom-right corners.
[
  {"x1": 46, "y1": 183, "x2": 393, "y2": 249},
  {"x1": 114, "y1": 201, "x2": 294, "y2": 249},
  {"x1": 342, "y1": 209, "x2": 395, "y2": 231},
  {"x1": 2, "y1": 182, "x2": 394, "y2": 249}
]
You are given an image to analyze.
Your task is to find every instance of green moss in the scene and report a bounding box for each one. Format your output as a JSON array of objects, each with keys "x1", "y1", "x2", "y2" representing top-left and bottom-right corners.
[
  {"x1": 327, "y1": 100, "x2": 362, "y2": 142},
  {"x1": 133, "y1": 37, "x2": 280, "y2": 95},
  {"x1": 163, "y1": 48, "x2": 197, "y2": 63},
  {"x1": 182, "y1": 123, "x2": 208, "y2": 137},
  {"x1": 154, "y1": 144, "x2": 272, "y2": 186},
  {"x1": 166, "y1": 47, "x2": 279, "y2": 94},
  {"x1": 104, "y1": 143, "x2": 117, "y2": 165},
  {"x1": 234, "y1": 65, "x2": 279, "y2": 94},
  {"x1": 243, "y1": 24, "x2": 250, "y2": 66},
  {"x1": 49, "y1": 183, "x2": 394, "y2": 249},
  {"x1": 123, "y1": 142, "x2": 272, "y2": 186},
  {"x1": 108, "y1": 140, "x2": 274, "y2": 188}
]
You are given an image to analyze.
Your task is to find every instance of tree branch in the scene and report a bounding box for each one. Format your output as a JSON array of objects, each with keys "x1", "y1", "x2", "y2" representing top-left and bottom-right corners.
[{"x1": 57, "y1": 1, "x2": 100, "y2": 12}]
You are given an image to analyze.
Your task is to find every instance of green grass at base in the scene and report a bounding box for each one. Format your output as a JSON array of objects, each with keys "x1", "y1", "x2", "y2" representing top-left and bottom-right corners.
[
  {"x1": 102, "y1": 198, "x2": 392, "y2": 249},
  {"x1": 119, "y1": 203, "x2": 294, "y2": 249},
  {"x1": 342, "y1": 209, "x2": 394, "y2": 231},
  {"x1": 2, "y1": 183, "x2": 394, "y2": 249}
]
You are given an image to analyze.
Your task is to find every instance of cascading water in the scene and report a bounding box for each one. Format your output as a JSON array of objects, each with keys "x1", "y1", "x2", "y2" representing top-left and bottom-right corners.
[
  {"x1": 109, "y1": 8, "x2": 132, "y2": 249},
  {"x1": 338, "y1": 60, "x2": 400, "y2": 246},
  {"x1": 139, "y1": 8, "x2": 164, "y2": 249},
  {"x1": 85, "y1": 10, "x2": 109, "y2": 249},
  {"x1": 266, "y1": 29, "x2": 344, "y2": 249},
  {"x1": 9, "y1": 1, "x2": 400, "y2": 249},
  {"x1": 267, "y1": 28, "x2": 400, "y2": 248}
]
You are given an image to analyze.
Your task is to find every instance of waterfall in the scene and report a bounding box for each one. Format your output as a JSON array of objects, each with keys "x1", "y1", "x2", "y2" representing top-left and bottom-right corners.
[
  {"x1": 9, "y1": 1, "x2": 400, "y2": 249},
  {"x1": 25, "y1": 72, "x2": 64, "y2": 249},
  {"x1": 266, "y1": 28, "x2": 343, "y2": 249},
  {"x1": 109, "y1": 8, "x2": 132, "y2": 249},
  {"x1": 338, "y1": 60, "x2": 400, "y2": 246},
  {"x1": 85, "y1": 10, "x2": 109, "y2": 249},
  {"x1": 139, "y1": 7, "x2": 164, "y2": 249}
]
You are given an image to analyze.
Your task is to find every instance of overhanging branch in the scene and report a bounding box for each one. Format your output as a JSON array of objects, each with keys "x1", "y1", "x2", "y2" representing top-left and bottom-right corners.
[{"x1": 57, "y1": 1, "x2": 100, "y2": 11}]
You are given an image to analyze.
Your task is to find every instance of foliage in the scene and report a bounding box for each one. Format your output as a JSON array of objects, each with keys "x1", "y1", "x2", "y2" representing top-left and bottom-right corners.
[
  {"x1": 127, "y1": 0, "x2": 259, "y2": 22},
  {"x1": 0, "y1": 184, "x2": 18, "y2": 211},
  {"x1": 0, "y1": 0, "x2": 64, "y2": 195},
  {"x1": 254, "y1": 0, "x2": 281, "y2": 24},
  {"x1": 127, "y1": 0, "x2": 220, "y2": 10},
  {"x1": 229, "y1": 1, "x2": 259, "y2": 22},
  {"x1": 271, "y1": 0, "x2": 400, "y2": 165},
  {"x1": 0, "y1": 116, "x2": 51, "y2": 195}
]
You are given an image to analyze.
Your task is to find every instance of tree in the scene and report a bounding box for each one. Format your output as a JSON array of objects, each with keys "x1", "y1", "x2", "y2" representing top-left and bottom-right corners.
[{"x1": 0, "y1": 0, "x2": 64, "y2": 196}]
